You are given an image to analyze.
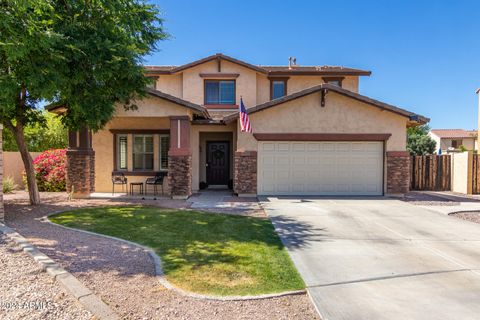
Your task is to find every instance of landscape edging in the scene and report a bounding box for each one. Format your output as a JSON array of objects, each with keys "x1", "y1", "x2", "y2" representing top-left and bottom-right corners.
[
  {"x1": 44, "y1": 211, "x2": 306, "y2": 301},
  {"x1": 0, "y1": 222, "x2": 119, "y2": 320}
]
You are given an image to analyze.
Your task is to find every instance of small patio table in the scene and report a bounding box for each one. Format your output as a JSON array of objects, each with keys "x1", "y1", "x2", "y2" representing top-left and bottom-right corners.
[{"x1": 129, "y1": 182, "x2": 144, "y2": 195}]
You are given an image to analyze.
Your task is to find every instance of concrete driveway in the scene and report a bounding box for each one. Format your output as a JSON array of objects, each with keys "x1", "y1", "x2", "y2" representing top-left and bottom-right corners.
[{"x1": 261, "y1": 197, "x2": 480, "y2": 320}]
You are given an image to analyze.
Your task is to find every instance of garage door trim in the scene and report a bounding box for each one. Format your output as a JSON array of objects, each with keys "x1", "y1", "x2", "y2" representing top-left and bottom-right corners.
[{"x1": 253, "y1": 133, "x2": 391, "y2": 141}]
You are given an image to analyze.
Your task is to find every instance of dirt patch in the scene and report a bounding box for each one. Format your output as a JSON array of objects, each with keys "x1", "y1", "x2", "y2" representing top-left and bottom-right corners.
[{"x1": 4, "y1": 192, "x2": 319, "y2": 320}]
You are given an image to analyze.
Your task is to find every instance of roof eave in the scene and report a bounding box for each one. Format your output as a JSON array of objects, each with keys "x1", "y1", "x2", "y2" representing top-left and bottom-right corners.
[
  {"x1": 146, "y1": 88, "x2": 210, "y2": 119},
  {"x1": 266, "y1": 70, "x2": 372, "y2": 76}
]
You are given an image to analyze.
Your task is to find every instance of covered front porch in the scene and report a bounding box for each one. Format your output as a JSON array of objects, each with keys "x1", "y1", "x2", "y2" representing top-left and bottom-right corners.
[{"x1": 66, "y1": 120, "x2": 238, "y2": 200}]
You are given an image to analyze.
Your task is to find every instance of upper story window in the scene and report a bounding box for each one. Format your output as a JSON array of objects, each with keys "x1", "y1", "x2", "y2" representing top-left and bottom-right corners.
[
  {"x1": 146, "y1": 76, "x2": 158, "y2": 90},
  {"x1": 271, "y1": 80, "x2": 287, "y2": 100},
  {"x1": 322, "y1": 77, "x2": 344, "y2": 87},
  {"x1": 204, "y1": 80, "x2": 235, "y2": 105}
]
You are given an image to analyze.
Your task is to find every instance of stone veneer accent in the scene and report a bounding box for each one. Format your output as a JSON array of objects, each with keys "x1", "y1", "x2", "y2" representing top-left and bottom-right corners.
[
  {"x1": 386, "y1": 151, "x2": 410, "y2": 194},
  {"x1": 168, "y1": 154, "x2": 192, "y2": 199},
  {"x1": 234, "y1": 151, "x2": 257, "y2": 195},
  {"x1": 66, "y1": 150, "x2": 95, "y2": 198}
]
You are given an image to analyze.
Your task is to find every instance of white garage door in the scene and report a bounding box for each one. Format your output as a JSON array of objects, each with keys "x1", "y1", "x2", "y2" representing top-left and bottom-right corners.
[{"x1": 258, "y1": 141, "x2": 383, "y2": 196}]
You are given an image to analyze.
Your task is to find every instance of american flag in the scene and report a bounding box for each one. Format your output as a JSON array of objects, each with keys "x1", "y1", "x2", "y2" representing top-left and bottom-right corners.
[{"x1": 239, "y1": 98, "x2": 252, "y2": 133}]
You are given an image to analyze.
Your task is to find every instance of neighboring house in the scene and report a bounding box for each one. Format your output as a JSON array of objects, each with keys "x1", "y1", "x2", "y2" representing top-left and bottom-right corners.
[
  {"x1": 429, "y1": 129, "x2": 478, "y2": 153},
  {"x1": 52, "y1": 53, "x2": 427, "y2": 198}
]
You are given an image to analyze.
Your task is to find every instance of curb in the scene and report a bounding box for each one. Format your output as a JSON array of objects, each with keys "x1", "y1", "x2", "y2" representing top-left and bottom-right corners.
[
  {"x1": 44, "y1": 212, "x2": 306, "y2": 301},
  {"x1": 0, "y1": 223, "x2": 119, "y2": 320}
]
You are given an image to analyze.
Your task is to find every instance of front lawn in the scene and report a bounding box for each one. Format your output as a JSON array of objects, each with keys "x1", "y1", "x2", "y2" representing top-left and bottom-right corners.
[{"x1": 49, "y1": 206, "x2": 304, "y2": 296}]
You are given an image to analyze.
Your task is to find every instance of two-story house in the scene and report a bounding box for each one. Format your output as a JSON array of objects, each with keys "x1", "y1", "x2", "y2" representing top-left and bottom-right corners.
[{"x1": 59, "y1": 53, "x2": 427, "y2": 198}]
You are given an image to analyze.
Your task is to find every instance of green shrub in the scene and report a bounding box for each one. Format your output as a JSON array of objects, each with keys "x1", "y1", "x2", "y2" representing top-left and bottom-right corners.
[{"x1": 3, "y1": 176, "x2": 17, "y2": 194}]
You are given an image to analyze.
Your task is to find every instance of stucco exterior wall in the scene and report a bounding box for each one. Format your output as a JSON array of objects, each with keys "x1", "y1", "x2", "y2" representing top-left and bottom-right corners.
[
  {"x1": 439, "y1": 137, "x2": 476, "y2": 151},
  {"x1": 3, "y1": 151, "x2": 42, "y2": 188},
  {"x1": 190, "y1": 123, "x2": 237, "y2": 192},
  {"x1": 92, "y1": 117, "x2": 171, "y2": 193},
  {"x1": 451, "y1": 152, "x2": 472, "y2": 194},
  {"x1": 182, "y1": 60, "x2": 258, "y2": 107},
  {"x1": 114, "y1": 96, "x2": 191, "y2": 118},
  {"x1": 428, "y1": 132, "x2": 442, "y2": 152},
  {"x1": 155, "y1": 74, "x2": 183, "y2": 98},
  {"x1": 236, "y1": 91, "x2": 408, "y2": 152},
  {"x1": 256, "y1": 74, "x2": 270, "y2": 105}
]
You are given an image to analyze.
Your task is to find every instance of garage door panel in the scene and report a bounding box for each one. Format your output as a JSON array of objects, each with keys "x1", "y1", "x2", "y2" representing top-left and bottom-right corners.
[{"x1": 258, "y1": 141, "x2": 383, "y2": 196}]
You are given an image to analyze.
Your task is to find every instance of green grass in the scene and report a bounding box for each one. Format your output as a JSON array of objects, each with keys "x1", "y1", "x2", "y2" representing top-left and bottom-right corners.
[{"x1": 49, "y1": 206, "x2": 305, "y2": 296}]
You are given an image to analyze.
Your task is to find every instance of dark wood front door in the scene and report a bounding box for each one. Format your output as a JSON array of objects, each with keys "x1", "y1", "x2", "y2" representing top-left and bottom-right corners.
[{"x1": 206, "y1": 141, "x2": 229, "y2": 185}]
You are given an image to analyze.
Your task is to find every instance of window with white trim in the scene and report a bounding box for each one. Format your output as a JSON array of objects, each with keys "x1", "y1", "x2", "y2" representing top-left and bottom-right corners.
[
  {"x1": 159, "y1": 135, "x2": 169, "y2": 170},
  {"x1": 133, "y1": 135, "x2": 154, "y2": 171},
  {"x1": 116, "y1": 134, "x2": 128, "y2": 170}
]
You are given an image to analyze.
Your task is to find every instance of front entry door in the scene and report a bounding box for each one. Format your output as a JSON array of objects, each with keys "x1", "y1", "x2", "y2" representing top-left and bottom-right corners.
[{"x1": 206, "y1": 141, "x2": 229, "y2": 185}]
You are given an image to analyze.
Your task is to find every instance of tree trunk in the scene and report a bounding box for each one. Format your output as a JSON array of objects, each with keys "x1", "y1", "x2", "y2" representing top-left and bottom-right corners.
[{"x1": 10, "y1": 123, "x2": 41, "y2": 205}]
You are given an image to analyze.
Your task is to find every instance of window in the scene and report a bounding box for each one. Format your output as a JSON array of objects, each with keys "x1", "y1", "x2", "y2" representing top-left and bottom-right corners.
[
  {"x1": 146, "y1": 76, "x2": 157, "y2": 89},
  {"x1": 204, "y1": 80, "x2": 235, "y2": 104},
  {"x1": 271, "y1": 80, "x2": 287, "y2": 99},
  {"x1": 322, "y1": 77, "x2": 344, "y2": 87},
  {"x1": 451, "y1": 139, "x2": 462, "y2": 148},
  {"x1": 159, "y1": 135, "x2": 169, "y2": 170},
  {"x1": 133, "y1": 135, "x2": 154, "y2": 171},
  {"x1": 116, "y1": 135, "x2": 128, "y2": 170}
]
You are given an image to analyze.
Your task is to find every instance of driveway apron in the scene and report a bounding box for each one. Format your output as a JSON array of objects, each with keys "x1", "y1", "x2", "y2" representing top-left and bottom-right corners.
[{"x1": 261, "y1": 197, "x2": 480, "y2": 320}]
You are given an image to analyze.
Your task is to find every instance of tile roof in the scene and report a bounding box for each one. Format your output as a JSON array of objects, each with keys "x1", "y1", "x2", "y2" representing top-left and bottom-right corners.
[
  {"x1": 144, "y1": 53, "x2": 371, "y2": 76},
  {"x1": 224, "y1": 83, "x2": 428, "y2": 124},
  {"x1": 430, "y1": 129, "x2": 477, "y2": 139}
]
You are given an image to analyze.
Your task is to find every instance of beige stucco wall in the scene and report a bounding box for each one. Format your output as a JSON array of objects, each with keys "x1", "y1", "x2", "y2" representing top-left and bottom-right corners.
[
  {"x1": 155, "y1": 74, "x2": 183, "y2": 98},
  {"x1": 451, "y1": 152, "x2": 472, "y2": 194},
  {"x1": 191, "y1": 123, "x2": 237, "y2": 192},
  {"x1": 236, "y1": 91, "x2": 408, "y2": 152},
  {"x1": 255, "y1": 75, "x2": 360, "y2": 105},
  {"x1": 439, "y1": 137, "x2": 476, "y2": 151},
  {"x1": 115, "y1": 96, "x2": 192, "y2": 118},
  {"x1": 94, "y1": 119, "x2": 238, "y2": 193},
  {"x1": 428, "y1": 132, "x2": 442, "y2": 152},
  {"x1": 151, "y1": 58, "x2": 360, "y2": 108},
  {"x1": 92, "y1": 116, "x2": 172, "y2": 193},
  {"x1": 181, "y1": 60, "x2": 258, "y2": 107},
  {"x1": 256, "y1": 74, "x2": 270, "y2": 105},
  {"x1": 3, "y1": 151, "x2": 42, "y2": 189}
]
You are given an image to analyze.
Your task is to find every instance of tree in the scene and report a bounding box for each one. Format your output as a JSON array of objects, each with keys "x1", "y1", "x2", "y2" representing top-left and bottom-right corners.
[
  {"x1": 0, "y1": 0, "x2": 167, "y2": 204},
  {"x1": 407, "y1": 124, "x2": 436, "y2": 155},
  {"x1": 3, "y1": 111, "x2": 68, "y2": 151}
]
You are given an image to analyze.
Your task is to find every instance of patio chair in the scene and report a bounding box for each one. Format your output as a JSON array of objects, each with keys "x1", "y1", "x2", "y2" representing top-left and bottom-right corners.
[
  {"x1": 111, "y1": 172, "x2": 127, "y2": 195},
  {"x1": 145, "y1": 172, "x2": 167, "y2": 196}
]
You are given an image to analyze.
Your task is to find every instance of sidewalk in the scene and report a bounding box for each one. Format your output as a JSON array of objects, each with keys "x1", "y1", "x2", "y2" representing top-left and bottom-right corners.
[{"x1": 187, "y1": 190, "x2": 264, "y2": 216}]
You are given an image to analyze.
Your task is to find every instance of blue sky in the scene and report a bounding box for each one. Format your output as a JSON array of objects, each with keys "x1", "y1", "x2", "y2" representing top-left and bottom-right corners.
[{"x1": 146, "y1": 0, "x2": 480, "y2": 129}]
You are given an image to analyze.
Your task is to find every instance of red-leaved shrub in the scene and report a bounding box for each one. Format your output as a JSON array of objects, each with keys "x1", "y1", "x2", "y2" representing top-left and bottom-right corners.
[{"x1": 30, "y1": 149, "x2": 67, "y2": 192}]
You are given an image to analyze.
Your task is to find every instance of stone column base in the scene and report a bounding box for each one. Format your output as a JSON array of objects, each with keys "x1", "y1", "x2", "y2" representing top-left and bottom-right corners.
[
  {"x1": 168, "y1": 153, "x2": 192, "y2": 199},
  {"x1": 234, "y1": 151, "x2": 257, "y2": 195},
  {"x1": 66, "y1": 149, "x2": 95, "y2": 198},
  {"x1": 386, "y1": 151, "x2": 410, "y2": 194}
]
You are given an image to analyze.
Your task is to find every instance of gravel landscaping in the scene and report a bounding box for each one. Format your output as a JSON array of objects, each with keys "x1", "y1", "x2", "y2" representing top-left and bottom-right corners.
[
  {"x1": 399, "y1": 192, "x2": 460, "y2": 206},
  {"x1": 0, "y1": 234, "x2": 92, "y2": 320},
  {"x1": 450, "y1": 211, "x2": 480, "y2": 224},
  {"x1": 4, "y1": 192, "x2": 319, "y2": 320}
]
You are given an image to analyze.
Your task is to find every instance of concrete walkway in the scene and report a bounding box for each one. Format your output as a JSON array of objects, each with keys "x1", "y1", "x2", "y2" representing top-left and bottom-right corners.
[
  {"x1": 188, "y1": 190, "x2": 261, "y2": 212},
  {"x1": 261, "y1": 197, "x2": 480, "y2": 320}
]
